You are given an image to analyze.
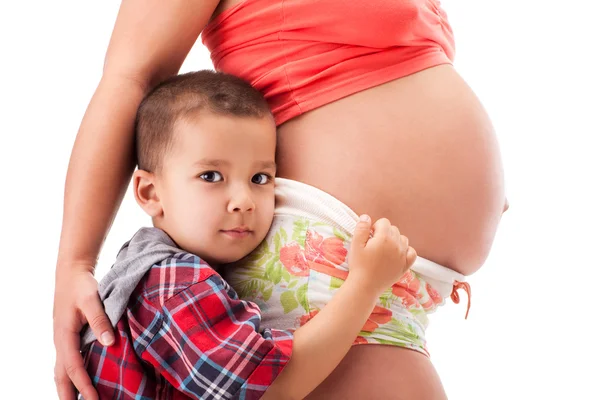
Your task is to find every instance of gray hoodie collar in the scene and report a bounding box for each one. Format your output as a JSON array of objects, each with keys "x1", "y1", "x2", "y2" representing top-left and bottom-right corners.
[{"x1": 80, "y1": 227, "x2": 181, "y2": 349}]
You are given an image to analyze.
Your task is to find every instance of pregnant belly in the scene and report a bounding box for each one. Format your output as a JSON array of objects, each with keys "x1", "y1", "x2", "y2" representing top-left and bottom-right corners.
[
  {"x1": 274, "y1": 64, "x2": 503, "y2": 397},
  {"x1": 305, "y1": 345, "x2": 447, "y2": 399},
  {"x1": 276, "y1": 64, "x2": 507, "y2": 276}
]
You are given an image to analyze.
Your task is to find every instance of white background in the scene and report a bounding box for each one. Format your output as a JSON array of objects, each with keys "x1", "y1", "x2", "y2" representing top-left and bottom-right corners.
[{"x1": 1, "y1": 1, "x2": 599, "y2": 398}]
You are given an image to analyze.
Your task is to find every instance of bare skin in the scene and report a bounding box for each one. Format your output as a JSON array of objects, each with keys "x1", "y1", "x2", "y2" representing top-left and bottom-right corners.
[
  {"x1": 277, "y1": 64, "x2": 507, "y2": 276},
  {"x1": 53, "y1": 0, "x2": 507, "y2": 399}
]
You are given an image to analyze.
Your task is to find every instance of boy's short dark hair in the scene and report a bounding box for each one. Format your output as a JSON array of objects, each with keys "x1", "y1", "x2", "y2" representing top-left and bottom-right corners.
[{"x1": 135, "y1": 70, "x2": 272, "y2": 173}]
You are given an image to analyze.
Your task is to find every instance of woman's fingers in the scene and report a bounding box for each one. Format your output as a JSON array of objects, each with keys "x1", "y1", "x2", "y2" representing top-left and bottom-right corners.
[
  {"x1": 81, "y1": 294, "x2": 115, "y2": 347},
  {"x1": 54, "y1": 328, "x2": 98, "y2": 400},
  {"x1": 54, "y1": 361, "x2": 77, "y2": 400}
]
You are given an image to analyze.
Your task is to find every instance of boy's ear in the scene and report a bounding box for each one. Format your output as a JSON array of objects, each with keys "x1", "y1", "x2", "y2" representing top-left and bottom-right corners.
[{"x1": 132, "y1": 169, "x2": 163, "y2": 218}]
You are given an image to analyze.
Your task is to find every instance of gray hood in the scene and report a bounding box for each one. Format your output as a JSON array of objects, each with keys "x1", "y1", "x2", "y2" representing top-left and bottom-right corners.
[{"x1": 80, "y1": 227, "x2": 181, "y2": 349}]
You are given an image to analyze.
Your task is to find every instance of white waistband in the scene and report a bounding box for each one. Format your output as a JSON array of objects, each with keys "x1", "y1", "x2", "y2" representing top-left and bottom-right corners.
[{"x1": 274, "y1": 178, "x2": 466, "y2": 297}]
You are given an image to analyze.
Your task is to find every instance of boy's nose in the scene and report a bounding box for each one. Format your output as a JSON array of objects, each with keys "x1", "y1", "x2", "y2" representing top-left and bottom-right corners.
[{"x1": 227, "y1": 191, "x2": 255, "y2": 213}]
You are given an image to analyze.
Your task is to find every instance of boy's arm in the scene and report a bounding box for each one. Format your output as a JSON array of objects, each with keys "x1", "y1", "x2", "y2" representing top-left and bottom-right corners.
[
  {"x1": 264, "y1": 216, "x2": 416, "y2": 399},
  {"x1": 263, "y1": 274, "x2": 379, "y2": 400},
  {"x1": 142, "y1": 272, "x2": 378, "y2": 400},
  {"x1": 143, "y1": 217, "x2": 412, "y2": 400}
]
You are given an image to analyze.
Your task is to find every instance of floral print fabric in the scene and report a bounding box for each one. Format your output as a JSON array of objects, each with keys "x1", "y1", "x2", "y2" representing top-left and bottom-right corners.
[{"x1": 224, "y1": 215, "x2": 446, "y2": 356}]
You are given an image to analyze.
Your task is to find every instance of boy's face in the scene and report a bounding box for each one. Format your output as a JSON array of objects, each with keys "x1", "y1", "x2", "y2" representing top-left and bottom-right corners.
[{"x1": 153, "y1": 112, "x2": 277, "y2": 265}]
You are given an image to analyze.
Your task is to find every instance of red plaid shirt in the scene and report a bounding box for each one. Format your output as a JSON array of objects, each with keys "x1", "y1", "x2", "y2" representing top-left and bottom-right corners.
[{"x1": 83, "y1": 252, "x2": 293, "y2": 399}]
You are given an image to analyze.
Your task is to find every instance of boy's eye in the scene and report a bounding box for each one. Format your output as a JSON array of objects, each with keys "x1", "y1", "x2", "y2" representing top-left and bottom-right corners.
[
  {"x1": 199, "y1": 171, "x2": 223, "y2": 182},
  {"x1": 251, "y1": 173, "x2": 270, "y2": 185}
]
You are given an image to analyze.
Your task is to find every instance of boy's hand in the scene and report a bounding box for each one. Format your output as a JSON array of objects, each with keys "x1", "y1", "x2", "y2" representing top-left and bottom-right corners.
[{"x1": 347, "y1": 215, "x2": 417, "y2": 296}]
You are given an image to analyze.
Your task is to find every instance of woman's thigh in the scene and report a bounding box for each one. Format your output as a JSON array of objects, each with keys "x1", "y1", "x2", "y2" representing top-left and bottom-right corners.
[{"x1": 306, "y1": 345, "x2": 447, "y2": 400}]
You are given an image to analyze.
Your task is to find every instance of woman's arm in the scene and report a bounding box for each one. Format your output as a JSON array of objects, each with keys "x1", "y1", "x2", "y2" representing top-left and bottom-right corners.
[{"x1": 53, "y1": 1, "x2": 220, "y2": 399}]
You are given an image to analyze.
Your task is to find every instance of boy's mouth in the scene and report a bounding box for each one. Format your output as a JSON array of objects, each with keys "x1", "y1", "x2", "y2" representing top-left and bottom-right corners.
[{"x1": 220, "y1": 226, "x2": 252, "y2": 239}]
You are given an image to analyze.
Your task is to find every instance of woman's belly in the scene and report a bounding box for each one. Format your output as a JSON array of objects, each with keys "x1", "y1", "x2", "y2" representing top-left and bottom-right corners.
[
  {"x1": 276, "y1": 64, "x2": 507, "y2": 276},
  {"x1": 274, "y1": 64, "x2": 504, "y2": 398},
  {"x1": 304, "y1": 345, "x2": 447, "y2": 400}
]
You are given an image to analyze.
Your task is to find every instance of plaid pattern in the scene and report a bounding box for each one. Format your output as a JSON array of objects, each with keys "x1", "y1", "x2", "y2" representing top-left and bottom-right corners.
[{"x1": 83, "y1": 252, "x2": 293, "y2": 399}]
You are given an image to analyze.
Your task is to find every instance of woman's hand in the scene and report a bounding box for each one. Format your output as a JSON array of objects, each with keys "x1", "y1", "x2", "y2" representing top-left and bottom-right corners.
[
  {"x1": 53, "y1": 266, "x2": 113, "y2": 400},
  {"x1": 347, "y1": 215, "x2": 417, "y2": 296}
]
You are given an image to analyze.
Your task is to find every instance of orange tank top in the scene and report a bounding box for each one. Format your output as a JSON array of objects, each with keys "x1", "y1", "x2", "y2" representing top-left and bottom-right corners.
[{"x1": 201, "y1": 0, "x2": 455, "y2": 126}]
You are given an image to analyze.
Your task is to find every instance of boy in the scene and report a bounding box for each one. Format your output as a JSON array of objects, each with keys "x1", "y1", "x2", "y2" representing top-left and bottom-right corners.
[{"x1": 81, "y1": 71, "x2": 416, "y2": 399}]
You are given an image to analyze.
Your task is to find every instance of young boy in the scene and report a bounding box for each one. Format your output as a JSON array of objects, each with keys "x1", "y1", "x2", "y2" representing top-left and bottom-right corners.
[{"x1": 80, "y1": 70, "x2": 416, "y2": 400}]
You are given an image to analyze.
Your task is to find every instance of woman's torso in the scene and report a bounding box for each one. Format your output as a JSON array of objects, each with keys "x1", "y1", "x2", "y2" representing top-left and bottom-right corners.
[{"x1": 208, "y1": 1, "x2": 506, "y2": 397}]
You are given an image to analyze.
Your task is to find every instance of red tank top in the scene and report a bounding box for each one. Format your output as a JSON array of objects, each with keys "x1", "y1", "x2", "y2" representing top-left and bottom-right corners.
[{"x1": 202, "y1": 0, "x2": 455, "y2": 126}]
